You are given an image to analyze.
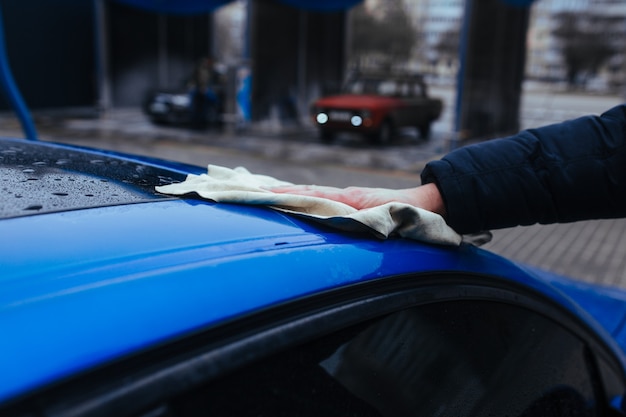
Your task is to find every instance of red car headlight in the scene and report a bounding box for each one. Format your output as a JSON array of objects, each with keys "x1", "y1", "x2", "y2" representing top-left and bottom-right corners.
[{"x1": 316, "y1": 112, "x2": 329, "y2": 124}]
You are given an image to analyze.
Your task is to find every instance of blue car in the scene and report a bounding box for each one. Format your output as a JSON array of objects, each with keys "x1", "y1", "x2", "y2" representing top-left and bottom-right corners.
[{"x1": 3, "y1": 136, "x2": 626, "y2": 417}]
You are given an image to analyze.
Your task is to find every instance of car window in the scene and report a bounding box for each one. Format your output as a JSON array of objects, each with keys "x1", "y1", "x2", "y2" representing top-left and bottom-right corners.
[
  {"x1": 163, "y1": 300, "x2": 603, "y2": 417},
  {"x1": 13, "y1": 277, "x2": 623, "y2": 417},
  {"x1": 412, "y1": 81, "x2": 425, "y2": 97},
  {"x1": 348, "y1": 80, "x2": 364, "y2": 94},
  {"x1": 398, "y1": 82, "x2": 410, "y2": 97},
  {"x1": 377, "y1": 80, "x2": 397, "y2": 96},
  {"x1": 344, "y1": 77, "x2": 427, "y2": 98},
  {"x1": 346, "y1": 79, "x2": 380, "y2": 94}
]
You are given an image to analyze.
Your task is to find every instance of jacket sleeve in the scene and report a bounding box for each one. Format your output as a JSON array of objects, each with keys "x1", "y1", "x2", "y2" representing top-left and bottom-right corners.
[{"x1": 420, "y1": 104, "x2": 626, "y2": 234}]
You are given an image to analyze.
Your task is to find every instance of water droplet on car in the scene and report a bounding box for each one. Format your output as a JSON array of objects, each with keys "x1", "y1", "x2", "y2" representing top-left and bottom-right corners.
[
  {"x1": 52, "y1": 192, "x2": 68, "y2": 196},
  {"x1": 158, "y1": 175, "x2": 176, "y2": 185},
  {"x1": 90, "y1": 160, "x2": 105, "y2": 164},
  {"x1": 32, "y1": 161, "x2": 47, "y2": 166},
  {"x1": 24, "y1": 204, "x2": 43, "y2": 211},
  {"x1": 22, "y1": 168, "x2": 35, "y2": 173}
]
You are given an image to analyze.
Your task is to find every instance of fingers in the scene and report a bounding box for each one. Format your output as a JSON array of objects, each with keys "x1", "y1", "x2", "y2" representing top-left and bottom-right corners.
[
  {"x1": 268, "y1": 184, "x2": 337, "y2": 195},
  {"x1": 266, "y1": 184, "x2": 425, "y2": 212},
  {"x1": 265, "y1": 183, "x2": 442, "y2": 214},
  {"x1": 267, "y1": 184, "x2": 363, "y2": 208},
  {"x1": 268, "y1": 184, "x2": 313, "y2": 193}
]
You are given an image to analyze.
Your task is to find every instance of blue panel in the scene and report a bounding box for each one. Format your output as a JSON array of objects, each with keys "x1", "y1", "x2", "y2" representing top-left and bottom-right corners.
[
  {"x1": 276, "y1": 0, "x2": 363, "y2": 11},
  {"x1": 0, "y1": 203, "x2": 612, "y2": 404},
  {"x1": 0, "y1": 4, "x2": 37, "y2": 140},
  {"x1": 112, "y1": 0, "x2": 363, "y2": 14},
  {"x1": 501, "y1": 0, "x2": 535, "y2": 6},
  {"x1": 110, "y1": 0, "x2": 234, "y2": 14},
  {"x1": 2, "y1": 196, "x2": 625, "y2": 403},
  {"x1": 526, "y1": 265, "x2": 626, "y2": 341}
]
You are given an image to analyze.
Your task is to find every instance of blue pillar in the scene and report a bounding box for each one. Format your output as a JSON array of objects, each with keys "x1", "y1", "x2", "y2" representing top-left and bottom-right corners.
[{"x1": 0, "y1": 3, "x2": 37, "y2": 140}]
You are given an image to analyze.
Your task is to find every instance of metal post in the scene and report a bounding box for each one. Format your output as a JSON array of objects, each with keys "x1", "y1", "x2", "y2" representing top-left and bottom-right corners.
[
  {"x1": 94, "y1": 0, "x2": 112, "y2": 112},
  {"x1": 0, "y1": 3, "x2": 37, "y2": 140},
  {"x1": 297, "y1": 10, "x2": 307, "y2": 123},
  {"x1": 157, "y1": 14, "x2": 168, "y2": 88},
  {"x1": 453, "y1": 0, "x2": 472, "y2": 150}
]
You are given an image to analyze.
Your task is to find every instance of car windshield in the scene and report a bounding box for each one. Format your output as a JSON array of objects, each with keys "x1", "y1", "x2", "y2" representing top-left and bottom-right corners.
[
  {"x1": 346, "y1": 78, "x2": 396, "y2": 95},
  {"x1": 344, "y1": 77, "x2": 422, "y2": 97}
]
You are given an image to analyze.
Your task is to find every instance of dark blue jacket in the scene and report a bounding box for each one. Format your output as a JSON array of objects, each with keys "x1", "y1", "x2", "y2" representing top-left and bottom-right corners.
[{"x1": 421, "y1": 104, "x2": 626, "y2": 234}]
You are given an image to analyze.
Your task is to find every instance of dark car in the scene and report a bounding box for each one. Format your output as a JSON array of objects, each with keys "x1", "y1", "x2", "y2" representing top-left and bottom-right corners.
[
  {"x1": 311, "y1": 73, "x2": 443, "y2": 144},
  {"x1": 143, "y1": 86, "x2": 223, "y2": 129},
  {"x1": 3, "y1": 137, "x2": 626, "y2": 416},
  {"x1": 143, "y1": 89, "x2": 194, "y2": 126}
]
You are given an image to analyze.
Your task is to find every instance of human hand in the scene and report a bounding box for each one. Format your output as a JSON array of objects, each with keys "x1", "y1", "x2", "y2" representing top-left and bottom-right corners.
[{"x1": 270, "y1": 183, "x2": 446, "y2": 217}]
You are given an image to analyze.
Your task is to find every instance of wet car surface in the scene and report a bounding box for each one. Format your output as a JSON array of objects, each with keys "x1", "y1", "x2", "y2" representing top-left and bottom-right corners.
[
  {"x1": 3, "y1": 137, "x2": 626, "y2": 416},
  {"x1": 0, "y1": 139, "x2": 189, "y2": 218}
]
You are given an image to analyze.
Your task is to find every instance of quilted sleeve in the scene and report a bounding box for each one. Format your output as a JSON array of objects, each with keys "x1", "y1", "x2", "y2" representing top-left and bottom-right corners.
[{"x1": 421, "y1": 104, "x2": 626, "y2": 234}]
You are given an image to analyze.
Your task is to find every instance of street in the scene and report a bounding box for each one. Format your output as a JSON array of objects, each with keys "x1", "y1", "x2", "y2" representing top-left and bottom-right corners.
[{"x1": 4, "y1": 85, "x2": 626, "y2": 288}]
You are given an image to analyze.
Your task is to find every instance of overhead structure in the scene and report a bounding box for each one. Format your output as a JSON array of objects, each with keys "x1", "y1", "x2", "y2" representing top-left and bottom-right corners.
[{"x1": 110, "y1": 0, "x2": 362, "y2": 14}]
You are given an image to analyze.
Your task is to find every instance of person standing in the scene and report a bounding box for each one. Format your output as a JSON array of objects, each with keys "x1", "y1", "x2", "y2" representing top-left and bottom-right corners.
[{"x1": 189, "y1": 57, "x2": 223, "y2": 130}]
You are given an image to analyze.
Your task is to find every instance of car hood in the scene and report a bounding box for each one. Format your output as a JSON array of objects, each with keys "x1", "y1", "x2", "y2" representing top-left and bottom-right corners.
[{"x1": 313, "y1": 94, "x2": 402, "y2": 109}]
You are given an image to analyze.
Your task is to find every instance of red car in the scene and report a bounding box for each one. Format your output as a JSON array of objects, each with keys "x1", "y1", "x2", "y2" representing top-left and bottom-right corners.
[{"x1": 311, "y1": 74, "x2": 443, "y2": 145}]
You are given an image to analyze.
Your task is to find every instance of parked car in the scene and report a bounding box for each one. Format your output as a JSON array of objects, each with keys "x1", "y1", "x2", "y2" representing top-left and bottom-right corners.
[
  {"x1": 3, "y1": 136, "x2": 626, "y2": 416},
  {"x1": 143, "y1": 89, "x2": 194, "y2": 125},
  {"x1": 143, "y1": 87, "x2": 223, "y2": 129},
  {"x1": 311, "y1": 73, "x2": 443, "y2": 145}
]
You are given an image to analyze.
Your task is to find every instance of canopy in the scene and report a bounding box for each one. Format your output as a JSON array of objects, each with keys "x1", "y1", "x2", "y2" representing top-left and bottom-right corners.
[
  {"x1": 110, "y1": 0, "x2": 363, "y2": 14},
  {"x1": 502, "y1": 0, "x2": 535, "y2": 6}
]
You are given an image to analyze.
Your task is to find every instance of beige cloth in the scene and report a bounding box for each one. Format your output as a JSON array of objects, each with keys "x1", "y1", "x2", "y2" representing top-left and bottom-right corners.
[{"x1": 156, "y1": 165, "x2": 463, "y2": 246}]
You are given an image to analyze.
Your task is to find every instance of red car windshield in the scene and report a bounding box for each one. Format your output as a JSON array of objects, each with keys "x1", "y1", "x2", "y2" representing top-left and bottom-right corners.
[{"x1": 345, "y1": 77, "x2": 425, "y2": 97}]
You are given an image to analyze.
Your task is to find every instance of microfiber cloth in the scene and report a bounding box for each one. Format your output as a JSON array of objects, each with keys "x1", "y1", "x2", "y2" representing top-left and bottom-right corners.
[{"x1": 155, "y1": 165, "x2": 463, "y2": 246}]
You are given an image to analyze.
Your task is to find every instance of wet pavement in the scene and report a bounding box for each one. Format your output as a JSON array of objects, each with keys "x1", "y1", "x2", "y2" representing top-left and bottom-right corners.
[
  {"x1": 28, "y1": 108, "x2": 449, "y2": 173},
  {"x1": 2, "y1": 95, "x2": 626, "y2": 289}
]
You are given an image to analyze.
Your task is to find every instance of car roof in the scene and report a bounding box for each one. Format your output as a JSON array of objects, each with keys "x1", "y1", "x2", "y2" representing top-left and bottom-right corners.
[
  {"x1": 0, "y1": 137, "x2": 199, "y2": 219},
  {"x1": 1, "y1": 138, "x2": 624, "y2": 404}
]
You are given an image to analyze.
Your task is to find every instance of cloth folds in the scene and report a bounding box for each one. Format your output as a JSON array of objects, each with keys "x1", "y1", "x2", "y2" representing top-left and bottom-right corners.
[{"x1": 155, "y1": 165, "x2": 463, "y2": 246}]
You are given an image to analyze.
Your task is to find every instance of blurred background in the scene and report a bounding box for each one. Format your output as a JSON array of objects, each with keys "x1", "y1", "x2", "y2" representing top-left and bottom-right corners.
[
  {"x1": 0, "y1": 0, "x2": 623, "y2": 139},
  {"x1": 1, "y1": 0, "x2": 625, "y2": 286}
]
